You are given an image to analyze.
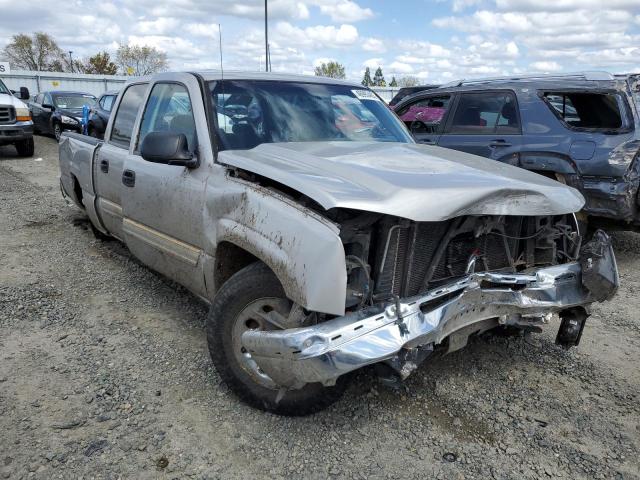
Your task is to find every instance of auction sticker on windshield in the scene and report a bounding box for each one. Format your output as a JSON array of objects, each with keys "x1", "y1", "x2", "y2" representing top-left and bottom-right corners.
[{"x1": 352, "y1": 89, "x2": 380, "y2": 101}]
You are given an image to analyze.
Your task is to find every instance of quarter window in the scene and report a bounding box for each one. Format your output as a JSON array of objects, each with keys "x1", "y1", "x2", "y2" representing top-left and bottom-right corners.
[
  {"x1": 110, "y1": 84, "x2": 147, "y2": 149},
  {"x1": 449, "y1": 92, "x2": 520, "y2": 135},
  {"x1": 101, "y1": 95, "x2": 115, "y2": 112},
  {"x1": 138, "y1": 83, "x2": 197, "y2": 153},
  {"x1": 543, "y1": 92, "x2": 625, "y2": 130}
]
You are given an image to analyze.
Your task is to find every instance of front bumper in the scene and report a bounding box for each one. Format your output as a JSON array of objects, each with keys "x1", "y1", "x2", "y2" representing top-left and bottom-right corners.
[
  {"x1": 242, "y1": 231, "x2": 618, "y2": 388},
  {"x1": 0, "y1": 121, "x2": 33, "y2": 144}
]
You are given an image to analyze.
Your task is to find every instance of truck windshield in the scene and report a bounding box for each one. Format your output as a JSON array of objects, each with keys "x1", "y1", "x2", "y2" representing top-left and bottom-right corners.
[
  {"x1": 210, "y1": 80, "x2": 413, "y2": 150},
  {"x1": 0, "y1": 80, "x2": 9, "y2": 95}
]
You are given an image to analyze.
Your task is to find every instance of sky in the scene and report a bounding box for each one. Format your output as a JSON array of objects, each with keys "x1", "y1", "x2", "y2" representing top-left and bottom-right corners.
[{"x1": 0, "y1": 0, "x2": 639, "y2": 83}]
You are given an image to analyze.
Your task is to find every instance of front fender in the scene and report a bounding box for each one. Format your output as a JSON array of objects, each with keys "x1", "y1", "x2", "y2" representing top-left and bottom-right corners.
[{"x1": 208, "y1": 175, "x2": 347, "y2": 316}]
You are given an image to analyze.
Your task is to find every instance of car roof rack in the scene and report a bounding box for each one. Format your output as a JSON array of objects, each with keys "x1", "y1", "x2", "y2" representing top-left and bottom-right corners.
[{"x1": 440, "y1": 71, "x2": 614, "y2": 88}]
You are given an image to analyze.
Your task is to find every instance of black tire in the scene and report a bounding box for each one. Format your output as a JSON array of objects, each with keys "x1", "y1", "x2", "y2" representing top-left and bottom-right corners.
[
  {"x1": 14, "y1": 137, "x2": 35, "y2": 157},
  {"x1": 53, "y1": 122, "x2": 62, "y2": 142},
  {"x1": 207, "y1": 262, "x2": 347, "y2": 415}
]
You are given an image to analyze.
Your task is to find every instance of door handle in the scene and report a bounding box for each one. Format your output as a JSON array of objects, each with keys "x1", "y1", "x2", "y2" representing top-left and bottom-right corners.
[
  {"x1": 489, "y1": 139, "x2": 512, "y2": 148},
  {"x1": 122, "y1": 169, "x2": 135, "y2": 187},
  {"x1": 100, "y1": 159, "x2": 109, "y2": 173}
]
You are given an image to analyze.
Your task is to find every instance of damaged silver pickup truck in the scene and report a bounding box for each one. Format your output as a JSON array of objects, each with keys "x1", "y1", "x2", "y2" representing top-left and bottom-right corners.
[{"x1": 59, "y1": 72, "x2": 619, "y2": 415}]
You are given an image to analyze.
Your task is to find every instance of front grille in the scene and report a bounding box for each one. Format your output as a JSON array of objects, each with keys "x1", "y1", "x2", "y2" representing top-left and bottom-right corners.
[
  {"x1": 374, "y1": 215, "x2": 568, "y2": 298},
  {"x1": 0, "y1": 106, "x2": 16, "y2": 125}
]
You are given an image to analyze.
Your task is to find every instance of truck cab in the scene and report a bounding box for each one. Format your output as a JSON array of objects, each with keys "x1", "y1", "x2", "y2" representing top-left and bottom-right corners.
[{"x1": 0, "y1": 80, "x2": 34, "y2": 157}]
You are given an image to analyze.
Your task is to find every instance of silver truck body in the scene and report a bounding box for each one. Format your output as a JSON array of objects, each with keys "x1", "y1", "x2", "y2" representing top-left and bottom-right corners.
[{"x1": 59, "y1": 72, "x2": 618, "y2": 398}]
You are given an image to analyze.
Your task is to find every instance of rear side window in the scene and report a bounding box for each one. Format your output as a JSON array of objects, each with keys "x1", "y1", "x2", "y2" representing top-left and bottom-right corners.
[
  {"x1": 543, "y1": 92, "x2": 625, "y2": 130},
  {"x1": 449, "y1": 92, "x2": 520, "y2": 135},
  {"x1": 110, "y1": 84, "x2": 147, "y2": 149}
]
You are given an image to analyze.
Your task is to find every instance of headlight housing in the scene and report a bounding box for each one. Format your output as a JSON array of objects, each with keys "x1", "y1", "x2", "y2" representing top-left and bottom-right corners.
[
  {"x1": 15, "y1": 107, "x2": 31, "y2": 122},
  {"x1": 61, "y1": 115, "x2": 79, "y2": 125}
]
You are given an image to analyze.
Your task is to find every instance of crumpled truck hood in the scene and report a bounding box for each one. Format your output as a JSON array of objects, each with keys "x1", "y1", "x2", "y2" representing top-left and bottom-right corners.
[{"x1": 218, "y1": 141, "x2": 585, "y2": 222}]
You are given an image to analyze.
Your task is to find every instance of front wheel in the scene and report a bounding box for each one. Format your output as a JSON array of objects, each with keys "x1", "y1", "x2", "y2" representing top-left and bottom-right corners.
[
  {"x1": 206, "y1": 262, "x2": 347, "y2": 415},
  {"x1": 53, "y1": 122, "x2": 62, "y2": 142},
  {"x1": 15, "y1": 137, "x2": 34, "y2": 157}
]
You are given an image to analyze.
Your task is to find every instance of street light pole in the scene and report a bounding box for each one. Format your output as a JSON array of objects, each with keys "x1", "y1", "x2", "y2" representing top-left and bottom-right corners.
[
  {"x1": 68, "y1": 51, "x2": 74, "y2": 73},
  {"x1": 264, "y1": 0, "x2": 269, "y2": 72}
]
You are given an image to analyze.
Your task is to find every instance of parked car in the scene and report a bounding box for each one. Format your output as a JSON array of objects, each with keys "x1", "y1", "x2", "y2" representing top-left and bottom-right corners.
[
  {"x1": 393, "y1": 72, "x2": 640, "y2": 229},
  {"x1": 87, "y1": 90, "x2": 118, "y2": 139},
  {"x1": 29, "y1": 91, "x2": 97, "y2": 141},
  {"x1": 388, "y1": 85, "x2": 439, "y2": 107},
  {"x1": 58, "y1": 72, "x2": 618, "y2": 415},
  {"x1": 0, "y1": 79, "x2": 34, "y2": 157}
]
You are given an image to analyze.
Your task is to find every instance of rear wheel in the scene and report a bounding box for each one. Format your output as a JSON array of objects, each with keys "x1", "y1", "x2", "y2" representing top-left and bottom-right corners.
[
  {"x1": 15, "y1": 137, "x2": 34, "y2": 157},
  {"x1": 206, "y1": 262, "x2": 347, "y2": 415}
]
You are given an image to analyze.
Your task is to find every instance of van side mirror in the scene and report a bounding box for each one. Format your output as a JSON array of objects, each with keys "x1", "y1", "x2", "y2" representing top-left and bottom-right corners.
[
  {"x1": 140, "y1": 131, "x2": 198, "y2": 168},
  {"x1": 42, "y1": 103, "x2": 54, "y2": 111},
  {"x1": 20, "y1": 87, "x2": 30, "y2": 100}
]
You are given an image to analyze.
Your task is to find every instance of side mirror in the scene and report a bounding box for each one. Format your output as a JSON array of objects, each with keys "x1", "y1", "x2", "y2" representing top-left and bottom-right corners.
[
  {"x1": 140, "y1": 131, "x2": 198, "y2": 168},
  {"x1": 42, "y1": 103, "x2": 54, "y2": 111},
  {"x1": 20, "y1": 87, "x2": 30, "y2": 100}
]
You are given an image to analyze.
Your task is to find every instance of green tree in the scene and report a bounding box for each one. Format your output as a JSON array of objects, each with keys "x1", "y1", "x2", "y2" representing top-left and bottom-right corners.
[
  {"x1": 389, "y1": 76, "x2": 398, "y2": 87},
  {"x1": 84, "y1": 52, "x2": 118, "y2": 75},
  {"x1": 373, "y1": 67, "x2": 386, "y2": 87},
  {"x1": 314, "y1": 61, "x2": 346, "y2": 79},
  {"x1": 116, "y1": 44, "x2": 168, "y2": 76},
  {"x1": 2, "y1": 32, "x2": 63, "y2": 71},
  {"x1": 361, "y1": 67, "x2": 373, "y2": 86}
]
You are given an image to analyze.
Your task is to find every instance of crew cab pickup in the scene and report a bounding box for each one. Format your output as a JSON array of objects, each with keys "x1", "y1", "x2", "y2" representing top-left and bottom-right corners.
[{"x1": 59, "y1": 72, "x2": 619, "y2": 415}]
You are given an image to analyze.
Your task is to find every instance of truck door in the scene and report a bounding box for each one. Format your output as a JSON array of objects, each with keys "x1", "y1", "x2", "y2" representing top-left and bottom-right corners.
[
  {"x1": 396, "y1": 94, "x2": 452, "y2": 145},
  {"x1": 121, "y1": 77, "x2": 211, "y2": 297},
  {"x1": 437, "y1": 90, "x2": 522, "y2": 163},
  {"x1": 93, "y1": 83, "x2": 148, "y2": 240}
]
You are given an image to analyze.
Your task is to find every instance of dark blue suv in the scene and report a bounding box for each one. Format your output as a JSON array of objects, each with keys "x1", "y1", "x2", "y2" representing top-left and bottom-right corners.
[{"x1": 394, "y1": 72, "x2": 640, "y2": 228}]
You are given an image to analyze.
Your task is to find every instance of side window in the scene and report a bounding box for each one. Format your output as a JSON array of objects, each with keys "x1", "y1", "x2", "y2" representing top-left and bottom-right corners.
[
  {"x1": 35, "y1": 93, "x2": 43, "y2": 104},
  {"x1": 43, "y1": 93, "x2": 52, "y2": 106},
  {"x1": 449, "y1": 92, "x2": 520, "y2": 135},
  {"x1": 109, "y1": 84, "x2": 147, "y2": 149},
  {"x1": 138, "y1": 83, "x2": 196, "y2": 153},
  {"x1": 397, "y1": 95, "x2": 451, "y2": 135}
]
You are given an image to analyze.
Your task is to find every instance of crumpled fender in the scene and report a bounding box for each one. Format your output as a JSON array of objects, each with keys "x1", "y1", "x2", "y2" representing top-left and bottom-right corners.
[{"x1": 204, "y1": 173, "x2": 347, "y2": 316}]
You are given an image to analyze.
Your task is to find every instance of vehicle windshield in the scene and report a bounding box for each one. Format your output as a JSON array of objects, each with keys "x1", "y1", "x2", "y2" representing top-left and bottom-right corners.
[
  {"x1": 53, "y1": 94, "x2": 97, "y2": 109},
  {"x1": 210, "y1": 80, "x2": 413, "y2": 150},
  {"x1": 0, "y1": 80, "x2": 9, "y2": 95}
]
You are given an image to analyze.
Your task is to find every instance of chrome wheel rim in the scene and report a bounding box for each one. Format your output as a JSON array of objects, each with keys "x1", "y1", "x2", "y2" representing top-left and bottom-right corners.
[
  {"x1": 54, "y1": 124, "x2": 61, "y2": 141},
  {"x1": 231, "y1": 297, "x2": 292, "y2": 390}
]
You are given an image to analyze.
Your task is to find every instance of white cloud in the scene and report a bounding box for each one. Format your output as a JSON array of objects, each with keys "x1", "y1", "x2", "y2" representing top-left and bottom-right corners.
[
  {"x1": 318, "y1": 1, "x2": 374, "y2": 22},
  {"x1": 136, "y1": 18, "x2": 179, "y2": 35},
  {"x1": 363, "y1": 58, "x2": 383, "y2": 69},
  {"x1": 362, "y1": 37, "x2": 386, "y2": 53},
  {"x1": 529, "y1": 61, "x2": 563, "y2": 72},
  {"x1": 388, "y1": 61, "x2": 413, "y2": 74}
]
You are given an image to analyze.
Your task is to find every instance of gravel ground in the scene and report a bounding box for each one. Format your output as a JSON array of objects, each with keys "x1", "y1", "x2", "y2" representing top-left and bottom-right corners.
[{"x1": 0, "y1": 136, "x2": 639, "y2": 480}]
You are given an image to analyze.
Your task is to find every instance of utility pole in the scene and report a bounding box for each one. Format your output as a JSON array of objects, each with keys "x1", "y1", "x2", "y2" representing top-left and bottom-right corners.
[
  {"x1": 68, "y1": 51, "x2": 74, "y2": 73},
  {"x1": 264, "y1": 0, "x2": 269, "y2": 72}
]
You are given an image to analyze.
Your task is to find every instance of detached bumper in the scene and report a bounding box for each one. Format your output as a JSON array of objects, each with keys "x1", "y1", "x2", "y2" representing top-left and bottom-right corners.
[
  {"x1": 242, "y1": 231, "x2": 618, "y2": 388},
  {"x1": 0, "y1": 121, "x2": 33, "y2": 144}
]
